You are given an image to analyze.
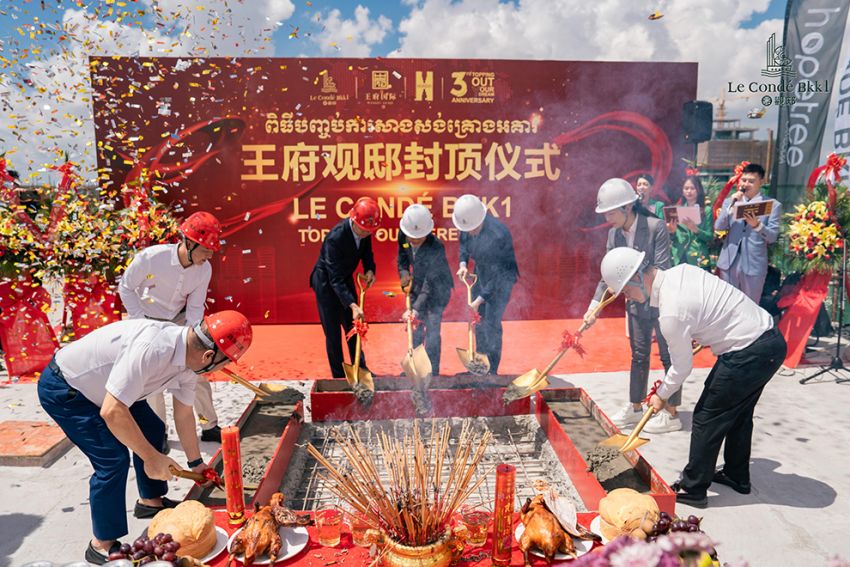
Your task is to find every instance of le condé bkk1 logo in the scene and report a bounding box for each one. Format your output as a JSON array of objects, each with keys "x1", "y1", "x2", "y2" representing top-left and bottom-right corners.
[{"x1": 727, "y1": 32, "x2": 831, "y2": 108}]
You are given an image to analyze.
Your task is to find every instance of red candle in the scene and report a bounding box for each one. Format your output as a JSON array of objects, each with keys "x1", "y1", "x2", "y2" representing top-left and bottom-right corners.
[
  {"x1": 492, "y1": 463, "x2": 515, "y2": 567},
  {"x1": 221, "y1": 425, "x2": 245, "y2": 526}
]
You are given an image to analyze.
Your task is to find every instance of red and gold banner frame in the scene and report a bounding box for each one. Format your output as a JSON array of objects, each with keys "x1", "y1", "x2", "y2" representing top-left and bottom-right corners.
[{"x1": 91, "y1": 58, "x2": 697, "y2": 323}]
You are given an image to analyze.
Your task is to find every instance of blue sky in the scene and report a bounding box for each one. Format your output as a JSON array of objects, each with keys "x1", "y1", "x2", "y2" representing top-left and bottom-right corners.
[
  {"x1": 0, "y1": 0, "x2": 789, "y2": 59},
  {"x1": 0, "y1": 0, "x2": 816, "y2": 176}
]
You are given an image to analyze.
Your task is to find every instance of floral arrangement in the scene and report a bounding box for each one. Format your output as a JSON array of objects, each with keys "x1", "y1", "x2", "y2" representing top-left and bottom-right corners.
[
  {"x1": 0, "y1": 198, "x2": 50, "y2": 280},
  {"x1": 572, "y1": 531, "x2": 721, "y2": 567},
  {"x1": 785, "y1": 200, "x2": 843, "y2": 273},
  {"x1": 51, "y1": 193, "x2": 179, "y2": 280}
]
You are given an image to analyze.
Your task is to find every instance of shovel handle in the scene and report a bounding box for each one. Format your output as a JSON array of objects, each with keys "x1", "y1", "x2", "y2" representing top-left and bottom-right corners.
[
  {"x1": 169, "y1": 465, "x2": 205, "y2": 483},
  {"x1": 460, "y1": 273, "x2": 478, "y2": 304},
  {"x1": 403, "y1": 285, "x2": 414, "y2": 350},
  {"x1": 619, "y1": 407, "x2": 655, "y2": 452},
  {"x1": 578, "y1": 288, "x2": 618, "y2": 334},
  {"x1": 221, "y1": 367, "x2": 269, "y2": 397},
  {"x1": 357, "y1": 272, "x2": 371, "y2": 295}
]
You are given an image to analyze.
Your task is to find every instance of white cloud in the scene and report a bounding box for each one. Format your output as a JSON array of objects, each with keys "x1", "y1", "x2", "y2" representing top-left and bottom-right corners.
[
  {"x1": 391, "y1": 0, "x2": 783, "y2": 137},
  {"x1": 311, "y1": 5, "x2": 393, "y2": 57},
  {"x1": 0, "y1": 0, "x2": 295, "y2": 180}
]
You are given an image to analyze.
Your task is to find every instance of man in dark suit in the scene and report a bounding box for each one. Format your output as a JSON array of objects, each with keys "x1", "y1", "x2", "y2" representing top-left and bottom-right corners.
[
  {"x1": 453, "y1": 194, "x2": 519, "y2": 375},
  {"x1": 397, "y1": 204, "x2": 454, "y2": 375},
  {"x1": 310, "y1": 197, "x2": 380, "y2": 378}
]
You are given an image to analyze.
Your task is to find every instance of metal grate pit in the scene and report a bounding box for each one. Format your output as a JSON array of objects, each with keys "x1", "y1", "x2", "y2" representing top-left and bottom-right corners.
[{"x1": 279, "y1": 415, "x2": 585, "y2": 513}]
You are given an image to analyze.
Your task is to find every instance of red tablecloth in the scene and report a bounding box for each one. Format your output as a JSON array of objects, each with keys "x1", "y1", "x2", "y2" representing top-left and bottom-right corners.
[{"x1": 206, "y1": 509, "x2": 602, "y2": 566}]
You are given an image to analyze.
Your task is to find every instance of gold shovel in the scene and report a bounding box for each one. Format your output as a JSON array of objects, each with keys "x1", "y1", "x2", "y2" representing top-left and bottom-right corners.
[
  {"x1": 343, "y1": 274, "x2": 375, "y2": 401},
  {"x1": 220, "y1": 367, "x2": 270, "y2": 398},
  {"x1": 456, "y1": 273, "x2": 490, "y2": 376},
  {"x1": 598, "y1": 406, "x2": 655, "y2": 453},
  {"x1": 504, "y1": 289, "x2": 618, "y2": 403},
  {"x1": 400, "y1": 284, "x2": 433, "y2": 382}
]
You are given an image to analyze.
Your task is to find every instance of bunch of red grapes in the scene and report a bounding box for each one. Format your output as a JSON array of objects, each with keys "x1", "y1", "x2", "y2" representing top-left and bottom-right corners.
[
  {"x1": 107, "y1": 532, "x2": 181, "y2": 564},
  {"x1": 647, "y1": 512, "x2": 717, "y2": 559},
  {"x1": 647, "y1": 511, "x2": 703, "y2": 540}
]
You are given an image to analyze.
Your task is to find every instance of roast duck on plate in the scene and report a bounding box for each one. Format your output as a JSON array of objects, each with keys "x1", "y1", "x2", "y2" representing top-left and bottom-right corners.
[
  {"x1": 226, "y1": 492, "x2": 312, "y2": 567},
  {"x1": 519, "y1": 492, "x2": 601, "y2": 565}
]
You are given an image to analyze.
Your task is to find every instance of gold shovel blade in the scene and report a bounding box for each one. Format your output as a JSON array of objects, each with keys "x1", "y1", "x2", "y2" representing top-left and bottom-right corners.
[
  {"x1": 357, "y1": 367, "x2": 375, "y2": 392},
  {"x1": 401, "y1": 346, "x2": 432, "y2": 379},
  {"x1": 456, "y1": 348, "x2": 490, "y2": 375},
  {"x1": 342, "y1": 363, "x2": 359, "y2": 388},
  {"x1": 598, "y1": 433, "x2": 650, "y2": 453},
  {"x1": 344, "y1": 363, "x2": 375, "y2": 391},
  {"x1": 503, "y1": 369, "x2": 549, "y2": 403}
]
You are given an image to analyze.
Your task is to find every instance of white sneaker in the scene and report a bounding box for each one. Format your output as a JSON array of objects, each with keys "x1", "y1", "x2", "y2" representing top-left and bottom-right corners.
[
  {"x1": 609, "y1": 404, "x2": 643, "y2": 428},
  {"x1": 643, "y1": 411, "x2": 683, "y2": 434}
]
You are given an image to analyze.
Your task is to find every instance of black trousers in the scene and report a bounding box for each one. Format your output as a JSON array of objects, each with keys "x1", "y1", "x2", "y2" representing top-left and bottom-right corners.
[
  {"x1": 313, "y1": 285, "x2": 367, "y2": 379},
  {"x1": 412, "y1": 301, "x2": 448, "y2": 376},
  {"x1": 475, "y1": 284, "x2": 514, "y2": 374},
  {"x1": 627, "y1": 312, "x2": 677, "y2": 405},
  {"x1": 680, "y1": 327, "x2": 786, "y2": 494}
]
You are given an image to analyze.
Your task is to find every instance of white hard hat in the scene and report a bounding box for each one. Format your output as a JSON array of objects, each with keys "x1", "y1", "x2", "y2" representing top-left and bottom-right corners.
[
  {"x1": 595, "y1": 178, "x2": 638, "y2": 213},
  {"x1": 451, "y1": 194, "x2": 487, "y2": 232},
  {"x1": 399, "y1": 204, "x2": 434, "y2": 239},
  {"x1": 601, "y1": 247, "x2": 646, "y2": 296}
]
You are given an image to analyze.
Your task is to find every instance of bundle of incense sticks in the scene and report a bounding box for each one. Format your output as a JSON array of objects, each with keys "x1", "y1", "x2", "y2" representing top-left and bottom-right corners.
[{"x1": 307, "y1": 421, "x2": 492, "y2": 547}]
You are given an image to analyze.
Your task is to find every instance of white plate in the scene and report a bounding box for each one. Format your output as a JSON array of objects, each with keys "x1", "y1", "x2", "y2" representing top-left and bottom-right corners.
[
  {"x1": 227, "y1": 525, "x2": 309, "y2": 565},
  {"x1": 514, "y1": 524, "x2": 593, "y2": 561},
  {"x1": 589, "y1": 516, "x2": 610, "y2": 544},
  {"x1": 199, "y1": 526, "x2": 230, "y2": 563}
]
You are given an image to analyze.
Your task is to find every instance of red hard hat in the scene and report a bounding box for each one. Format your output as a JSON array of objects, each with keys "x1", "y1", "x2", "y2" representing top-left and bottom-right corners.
[
  {"x1": 180, "y1": 211, "x2": 222, "y2": 251},
  {"x1": 349, "y1": 197, "x2": 381, "y2": 233},
  {"x1": 204, "y1": 310, "x2": 252, "y2": 362}
]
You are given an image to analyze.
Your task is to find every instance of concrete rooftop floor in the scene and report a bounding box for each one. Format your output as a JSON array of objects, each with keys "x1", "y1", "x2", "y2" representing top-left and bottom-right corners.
[{"x1": 1, "y1": 361, "x2": 849, "y2": 566}]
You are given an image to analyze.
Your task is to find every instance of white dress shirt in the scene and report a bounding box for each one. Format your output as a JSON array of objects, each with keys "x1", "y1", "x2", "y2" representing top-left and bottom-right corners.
[
  {"x1": 118, "y1": 243, "x2": 211, "y2": 325},
  {"x1": 55, "y1": 319, "x2": 197, "y2": 408},
  {"x1": 348, "y1": 218, "x2": 363, "y2": 248},
  {"x1": 651, "y1": 264, "x2": 773, "y2": 400}
]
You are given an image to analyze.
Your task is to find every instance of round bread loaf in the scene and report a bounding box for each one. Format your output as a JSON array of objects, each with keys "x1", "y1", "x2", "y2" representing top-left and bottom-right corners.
[
  {"x1": 598, "y1": 488, "x2": 660, "y2": 541},
  {"x1": 149, "y1": 500, "x2": 217, "y2": 558}
]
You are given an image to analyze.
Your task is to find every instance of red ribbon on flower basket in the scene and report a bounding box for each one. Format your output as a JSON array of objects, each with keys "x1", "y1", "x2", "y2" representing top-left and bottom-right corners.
[
  {"x1": 776, "y1": 154, "x2": 848, "y2": 368},
  {"x1": 559, "y1": 330, "x2": 587, "y2": 357},
  {"x1": 43, "y1": 160, "x2": 80, "y2": 237},
  {"x1": 0, "y1": 277, "x2": 60, "y2": 380},
  {"x1": 777, "y1": 271, "x2": 833, "y2": 368},
  {"x1": 64, "y1": 273, "x2": 122, "y2": 340},
  {"x1": 345, "y1": 319, "x2": 369, "y2": 342},
  {"x1": 711, "y1": 160, "x2": 750, "y2": 221},
  {"x1": 807, "y1": 152, "x2": 847, "y2": 211},
  {"x1": 685, "y1": 167, "x2": 700, "y2": 177}
]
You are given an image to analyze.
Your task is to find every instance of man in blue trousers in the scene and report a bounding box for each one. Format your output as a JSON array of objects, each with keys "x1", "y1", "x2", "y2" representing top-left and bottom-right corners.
[{"x1": 38, "y1": 310, "x2": 252, "y2": 564}]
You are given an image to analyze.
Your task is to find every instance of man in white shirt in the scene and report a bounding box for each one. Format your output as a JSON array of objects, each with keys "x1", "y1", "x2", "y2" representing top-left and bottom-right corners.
[
  {"x1": 37, "y1": 310, "x2": 252, "y2": 564},
  {"x1": 599, "y1": 247, "x2": 787, "y2": 508},
  {"x1": 118, "y1": 211, "x2": 222, "y2": 444}
]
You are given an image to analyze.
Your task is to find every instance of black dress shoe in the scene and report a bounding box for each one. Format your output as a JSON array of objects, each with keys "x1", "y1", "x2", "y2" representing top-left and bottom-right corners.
[
  {"x1": 670, "y1": 482, "x2": 708, "y2": 508},
  {"x1": 200, "y1": 425, "x2": 222, "y2": 443},
  {"x1": 713, "y1": 469, "x2": 751, "y2": 494},
  {"x1": 133, "y1": 496, "x2": 181, "y2": 519},
  {"x1": 85, "y1": 540, "x2": 122, "y2": 565}
]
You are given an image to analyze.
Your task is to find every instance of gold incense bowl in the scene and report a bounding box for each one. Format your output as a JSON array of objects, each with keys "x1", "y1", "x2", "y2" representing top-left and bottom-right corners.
[{"x1": 380, "y1": 530, "x2": 463, "y2": 567}]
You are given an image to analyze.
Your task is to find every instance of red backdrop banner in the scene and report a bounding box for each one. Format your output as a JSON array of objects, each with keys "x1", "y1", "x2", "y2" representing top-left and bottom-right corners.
[{"x1": 90, "y1": 58, "x2": 697, "y2": 324}]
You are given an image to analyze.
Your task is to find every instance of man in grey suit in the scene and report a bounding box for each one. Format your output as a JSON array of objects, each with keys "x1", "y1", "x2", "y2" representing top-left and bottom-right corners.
[{"x1": 714, "y1": 164, "x2": 782, "y2": 303}]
